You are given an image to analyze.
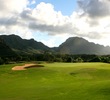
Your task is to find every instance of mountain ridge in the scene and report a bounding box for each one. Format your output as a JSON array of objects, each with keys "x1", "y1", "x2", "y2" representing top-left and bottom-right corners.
[
  {"x1": 57, "y1": 37, "x2": 110, "y2": 55},
  {"x1": 0, "y1": 34, "x2": 50, "y2": 55},
  {"x1": 0, "y1": 34, "x2": 110, "y2": 55}
]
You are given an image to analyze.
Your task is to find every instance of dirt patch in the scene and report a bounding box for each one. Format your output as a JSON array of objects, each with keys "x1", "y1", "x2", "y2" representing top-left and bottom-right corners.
[{"x1": 12, "y1": 64, "x2": 43, "y2": 71}]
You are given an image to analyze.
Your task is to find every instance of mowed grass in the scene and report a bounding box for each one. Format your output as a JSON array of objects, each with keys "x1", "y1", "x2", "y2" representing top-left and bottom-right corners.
[{"x1": 1, "y1": 63, "x2": 110, "y2": 100}]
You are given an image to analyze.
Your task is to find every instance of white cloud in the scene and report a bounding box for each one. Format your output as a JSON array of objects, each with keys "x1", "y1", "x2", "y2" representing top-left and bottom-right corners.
[
  {"x1": 0, "y1": 0, "x2": 110, "y2": 47},
  {"x1": 0, "y1": 0, "x2": 28, "y2": 14},
  {"x1": 70, "y1": 0, "x2": 110, "y2": 40}
]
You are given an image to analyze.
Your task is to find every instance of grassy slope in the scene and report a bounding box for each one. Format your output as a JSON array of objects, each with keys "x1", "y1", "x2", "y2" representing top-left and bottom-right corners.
[{"x1": 0, "y1": 63, "x2": 110, "y2": 100}]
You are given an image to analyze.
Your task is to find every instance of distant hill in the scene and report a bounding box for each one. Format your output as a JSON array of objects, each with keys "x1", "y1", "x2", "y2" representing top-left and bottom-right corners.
[
  {"x1": 0, "y1": 35, "x2": 50, "y2": 55},
  {"x1": 0, "y1": 38, "x2": 16, "y2": 57},
  {"x1": 57, "y1": 37, "x2": 110, "y2": 55},
  {"x1": 1, "y1": 35, "x2": 110, "y2": 55}
]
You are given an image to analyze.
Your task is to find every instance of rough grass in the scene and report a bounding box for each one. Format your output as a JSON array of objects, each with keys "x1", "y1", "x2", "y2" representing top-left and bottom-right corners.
[{"x1": 0, "y1": 62, "x2": 110, "y2": 100}]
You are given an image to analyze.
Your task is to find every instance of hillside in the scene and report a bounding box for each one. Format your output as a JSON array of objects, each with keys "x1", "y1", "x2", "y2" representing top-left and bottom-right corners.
[
  {"x1": 0, "y1": 35, "x2": 50, "y2": 55},
  {"x1": 1, "y1": 35, "x2": 110, "y2": 55},
  {"x1": 0, "y1": 38, "x2": 16, "y2": 57},
  {"x1": 57, "y1": 37, "x2": 110, "y2": 55}
]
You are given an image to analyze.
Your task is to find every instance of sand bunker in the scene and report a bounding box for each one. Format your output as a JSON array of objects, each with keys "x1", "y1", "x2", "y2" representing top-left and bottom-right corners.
[{"x1": 12, "y1": 64, "x2": 43, "y2": 71}]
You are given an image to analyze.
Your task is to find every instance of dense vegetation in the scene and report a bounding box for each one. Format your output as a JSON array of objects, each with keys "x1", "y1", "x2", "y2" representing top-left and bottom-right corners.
[
  {"x1": 0, "y1": 52, "x2": 110, "y2": 65},
  {"x1": 0, "y1": 38, "x2": 17, "y2": 57}
]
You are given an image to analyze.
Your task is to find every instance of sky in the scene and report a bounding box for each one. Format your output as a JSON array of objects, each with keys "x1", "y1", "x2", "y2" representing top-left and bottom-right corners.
[{"x1": 0, "y1": 0, "x2": 110, "y2": 47}]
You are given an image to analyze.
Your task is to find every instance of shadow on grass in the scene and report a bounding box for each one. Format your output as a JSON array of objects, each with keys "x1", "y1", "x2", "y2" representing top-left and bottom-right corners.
[{"x1": 25, "y1": 65, "x2": 44, "y2": 69}]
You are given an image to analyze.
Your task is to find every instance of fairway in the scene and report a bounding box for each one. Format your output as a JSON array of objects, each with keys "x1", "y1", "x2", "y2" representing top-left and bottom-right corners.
[{"x1": 0, "y1": 63, "x2": 110, "y2": 100}]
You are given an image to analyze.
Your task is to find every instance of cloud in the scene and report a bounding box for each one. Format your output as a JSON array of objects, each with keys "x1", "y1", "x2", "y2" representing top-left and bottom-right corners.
[
  {"x1": 0, "y1": 0, "x2": 110, "y2": 46},
  {"x1": 20, "y1": 2, "x2": 75, "y2": 35},
  {"x1": 72, "y1": 0, "x2": 110, "y2": 39},
  {"x1": 77, "y1": 0, "x2": 110, "y2": 18},
  {"x1": 0, "y1": 0, "x2": 28, "y2": 14}
]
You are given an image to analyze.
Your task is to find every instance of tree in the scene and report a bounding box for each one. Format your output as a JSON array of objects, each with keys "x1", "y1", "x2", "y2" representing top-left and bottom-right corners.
[
  {"x1": 0, "y1": 57, "x2": 4, "y2": 65},
  {"x1": 89, "y1": 56, "x2": 101, "y2": 62},
  {"x1": 66, "y1": 56, "x2": 73, "y2": 62},
  {"x1": 43, "y1": 51, "x2": 55, "y2": 62},
  {"x1": 54, "y1": 58, "x2": 63, "y2": 62},
  {"x1": 73, "y1": 57, "x2": 83, "y2": 62}
]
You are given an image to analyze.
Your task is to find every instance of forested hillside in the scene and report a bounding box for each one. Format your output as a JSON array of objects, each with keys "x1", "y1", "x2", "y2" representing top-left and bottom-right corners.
[
  {"x1": 0, "y1": 34, "x2": 50, "y2": 55},
  {"x1": 57, "y1": 37, "x2": 110, "y2": 55}
]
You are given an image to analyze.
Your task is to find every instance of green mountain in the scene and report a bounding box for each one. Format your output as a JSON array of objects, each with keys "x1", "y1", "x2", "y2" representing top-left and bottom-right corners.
[
  {"x1": 1, "y1": 35, "x2": 110, "y2": 55},
  {"x1": 0, "y1": 38, "x2": 16, "y2": 57},
  {"x1": 57, "y1": 37, "x2": 110, "y2": 55},
  {"x1": 0, "y1": 35, "x2": 50, "y2": 55}
]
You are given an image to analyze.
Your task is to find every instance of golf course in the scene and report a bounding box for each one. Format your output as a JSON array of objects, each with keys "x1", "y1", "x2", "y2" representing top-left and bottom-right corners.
[{"x1": 0, "y1": 62, "x2": 110, "y2": 100}]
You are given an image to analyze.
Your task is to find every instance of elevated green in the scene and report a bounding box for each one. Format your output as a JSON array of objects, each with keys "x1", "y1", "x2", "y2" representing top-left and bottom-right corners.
[{"x1": 0, "y1": 63, "x2": 110, "y2": 100}]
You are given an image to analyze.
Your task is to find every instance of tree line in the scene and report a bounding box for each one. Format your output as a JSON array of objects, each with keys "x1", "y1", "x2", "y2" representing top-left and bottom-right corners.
[{"x1": 0, "y1": 51, "x2": 110, "y2": 65}]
